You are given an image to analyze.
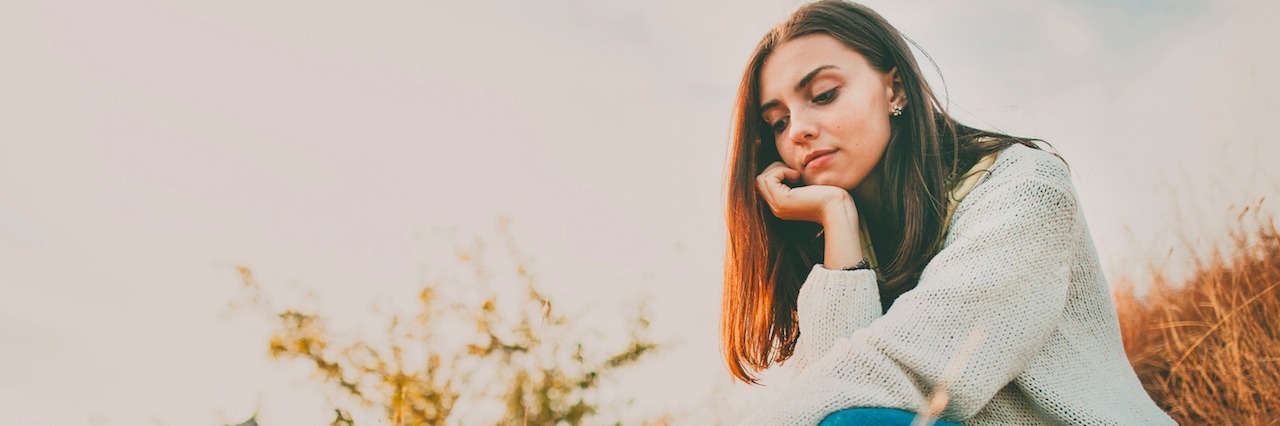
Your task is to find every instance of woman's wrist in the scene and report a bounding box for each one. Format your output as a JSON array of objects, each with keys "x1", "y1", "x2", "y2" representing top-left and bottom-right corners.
[
  {"x1": 819, "y1": 195, "x2": 857, "y2": 228},
  {"x1": 820, "y1": 197, "x2": 866, "y2": 270},
  {"x1": 840, "y1": 257, "x2": 872, "y2": 271}
]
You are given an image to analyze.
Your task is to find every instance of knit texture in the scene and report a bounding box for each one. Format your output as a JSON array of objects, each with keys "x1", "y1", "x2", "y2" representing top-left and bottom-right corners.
[{"x1": 739, "y1": 144, "x2": 1176, "y2": 425}]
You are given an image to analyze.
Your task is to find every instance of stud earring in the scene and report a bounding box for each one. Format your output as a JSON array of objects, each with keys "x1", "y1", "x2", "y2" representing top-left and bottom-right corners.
[{"x1": 890, "y1": 104, "x2": 903, "y2": 117}]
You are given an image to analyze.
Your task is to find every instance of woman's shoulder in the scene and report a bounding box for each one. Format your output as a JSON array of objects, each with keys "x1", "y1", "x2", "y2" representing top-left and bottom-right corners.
[
  {"x1": 947, "y1": 141, "x2": 1083, "y2": 240},
  {"x1": 983, "y1": 142, "x2": 1074, "y2": 193},
  {"x1": 952, "y1": 141, "x2": 1080, "y2": 224}
]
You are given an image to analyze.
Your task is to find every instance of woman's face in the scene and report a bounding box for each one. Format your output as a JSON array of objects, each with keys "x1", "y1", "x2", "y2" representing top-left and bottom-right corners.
[{"x1": 758, "y1": 33, "x2": 903, "y2": 191}]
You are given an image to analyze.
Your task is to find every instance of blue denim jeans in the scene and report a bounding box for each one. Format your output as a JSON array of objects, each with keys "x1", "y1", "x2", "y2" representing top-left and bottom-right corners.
[{"x1": 818, "y1": 407, "x2": 965, "y2": 426}]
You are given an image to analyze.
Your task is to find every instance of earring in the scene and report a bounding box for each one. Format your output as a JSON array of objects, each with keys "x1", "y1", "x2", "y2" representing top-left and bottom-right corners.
[{"x1": 890, "y1": 104, "x2": 903, "y2": 117}]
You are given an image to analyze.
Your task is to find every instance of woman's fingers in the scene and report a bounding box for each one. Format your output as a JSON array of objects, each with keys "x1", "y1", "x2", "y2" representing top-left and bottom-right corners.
[
  {"x1": 778, "y1": 166, "x2": 801, "y2": 183},
  {"x1": 760, "y1": 162, "x2": 798, "y2": 187},
  {"x1": 756, "y1": 161, "x2": 850, "y2": 223},
  {"x1": 757, "y1": 162, "x2": 800, "y2": 215},
  {"x1": 757, "y1": 163, "x2": 784, "y2": 195}
]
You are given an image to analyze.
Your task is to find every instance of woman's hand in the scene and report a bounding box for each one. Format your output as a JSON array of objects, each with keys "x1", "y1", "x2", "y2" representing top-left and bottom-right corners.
[
  {"x1": 758, "y1": 161, "x2": 866, "y2": 268},
  {"x1": 756, "y1": 161, "x2": 856, "y2": 225}
]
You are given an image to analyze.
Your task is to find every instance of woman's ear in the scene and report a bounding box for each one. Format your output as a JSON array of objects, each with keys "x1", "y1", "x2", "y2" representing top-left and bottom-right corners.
[{"x1": 885, "y1": 66, "x2": 907, "y2": 108}]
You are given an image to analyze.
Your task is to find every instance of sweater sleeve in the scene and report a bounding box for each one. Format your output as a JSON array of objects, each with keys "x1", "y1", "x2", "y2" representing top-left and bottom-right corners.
[
  {"x1": 785, "y1": 266, "x2": 882, "y2": 373},
  {"x1": 740, "y1": 174, "x2": 1078, "y2": 426}
]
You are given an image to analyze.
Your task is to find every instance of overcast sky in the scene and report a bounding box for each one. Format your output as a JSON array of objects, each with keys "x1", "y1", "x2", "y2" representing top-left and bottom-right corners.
[{"x1": 2, "y1": 0, "x2": 1277, "y2": 424}]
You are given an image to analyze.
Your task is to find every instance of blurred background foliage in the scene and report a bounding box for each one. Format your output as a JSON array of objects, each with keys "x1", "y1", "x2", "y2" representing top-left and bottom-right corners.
[{"x1": 228, "y1": 219, "x2": 669, "y2": 425}]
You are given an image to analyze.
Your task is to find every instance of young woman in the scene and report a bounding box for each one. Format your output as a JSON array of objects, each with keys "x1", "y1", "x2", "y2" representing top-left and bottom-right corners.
[{"x1": 720, "y1": 1, "x2": 1176, "y2": 425}]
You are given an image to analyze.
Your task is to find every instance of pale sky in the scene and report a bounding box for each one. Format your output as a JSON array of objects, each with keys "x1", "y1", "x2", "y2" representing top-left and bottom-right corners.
[{"x1": 1, "y1": 0, "x2": 1277, "y2": 424}]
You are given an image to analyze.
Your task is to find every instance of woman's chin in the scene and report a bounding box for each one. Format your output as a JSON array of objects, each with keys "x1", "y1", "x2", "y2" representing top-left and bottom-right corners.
[{"x1": 806, "y1": 176, "x2": 856, "y2": 191}]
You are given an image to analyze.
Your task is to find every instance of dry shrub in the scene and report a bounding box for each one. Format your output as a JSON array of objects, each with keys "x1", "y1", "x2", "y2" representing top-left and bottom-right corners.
[
  {"x1": 1114, "y1": 202, "x2": 1280, "y2": 425},
  {"x1": 228, "y1": 219, "x2": 664, "y2": 425}
]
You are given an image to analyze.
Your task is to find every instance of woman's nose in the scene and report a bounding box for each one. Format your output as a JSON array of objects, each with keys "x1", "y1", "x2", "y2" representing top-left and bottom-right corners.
[{"x1": 788, "y1": 115, "x2": 818, "y2": 144}]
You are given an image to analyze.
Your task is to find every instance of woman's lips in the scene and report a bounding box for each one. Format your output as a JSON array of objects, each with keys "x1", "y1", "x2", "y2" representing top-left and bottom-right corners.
[{"x1": 805, "y1": 151, "x2": 836, "y2": 170}]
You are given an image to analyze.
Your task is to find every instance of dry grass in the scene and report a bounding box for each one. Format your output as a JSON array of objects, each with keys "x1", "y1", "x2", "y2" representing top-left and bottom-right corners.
[{"x1": 1113, "y1": 203, "x2": 1280, "y2": 425}]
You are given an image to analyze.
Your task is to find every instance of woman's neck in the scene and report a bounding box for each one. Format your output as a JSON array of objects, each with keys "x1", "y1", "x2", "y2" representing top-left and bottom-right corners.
[
  {"x1": 851, "y1": 168, "x2": 884, "y2": 226},
  {"x1": 851, "y1": 168, "x2": 899, "y2": 255}
]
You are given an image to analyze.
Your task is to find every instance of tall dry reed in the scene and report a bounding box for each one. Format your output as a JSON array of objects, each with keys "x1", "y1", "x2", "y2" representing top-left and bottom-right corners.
[{"x1": 1114, "y1": 203, "x2": 1280, "y2": 425}]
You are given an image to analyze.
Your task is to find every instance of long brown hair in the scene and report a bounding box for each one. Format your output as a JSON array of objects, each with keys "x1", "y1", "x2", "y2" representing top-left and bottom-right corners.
[{"x1": 721, "y1": 0, "x2": 1051, "y2": 384}]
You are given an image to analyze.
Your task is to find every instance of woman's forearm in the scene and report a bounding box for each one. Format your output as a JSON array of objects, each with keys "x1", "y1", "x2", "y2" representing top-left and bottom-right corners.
[{"x1": 821, "y1": 199, "x2": 865, "y2": 270}]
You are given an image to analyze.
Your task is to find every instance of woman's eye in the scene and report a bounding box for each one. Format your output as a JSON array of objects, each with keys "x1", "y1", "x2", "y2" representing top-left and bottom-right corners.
[
  {"x1": 813, "y1": 88, "x2": 838, "y2": 104},
  {"x1": 771, "y1": 117, "x2": 789, "y2": 134}
]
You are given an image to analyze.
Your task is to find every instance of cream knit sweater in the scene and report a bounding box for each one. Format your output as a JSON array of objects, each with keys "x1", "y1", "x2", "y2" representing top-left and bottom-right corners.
[{"x1": 739, "y1": 144, "x2": 1175, "y2": 425}]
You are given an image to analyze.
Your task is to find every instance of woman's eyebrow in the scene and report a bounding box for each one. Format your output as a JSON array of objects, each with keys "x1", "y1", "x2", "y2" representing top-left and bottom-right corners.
[{"x1": 759, "y1": 65, "x2": 840, "y2": 112}]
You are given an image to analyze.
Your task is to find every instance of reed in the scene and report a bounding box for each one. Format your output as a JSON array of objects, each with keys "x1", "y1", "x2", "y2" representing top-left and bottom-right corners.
[{"x1": 1113, "y1": 203, "x2": 1280, "y2": 425}]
